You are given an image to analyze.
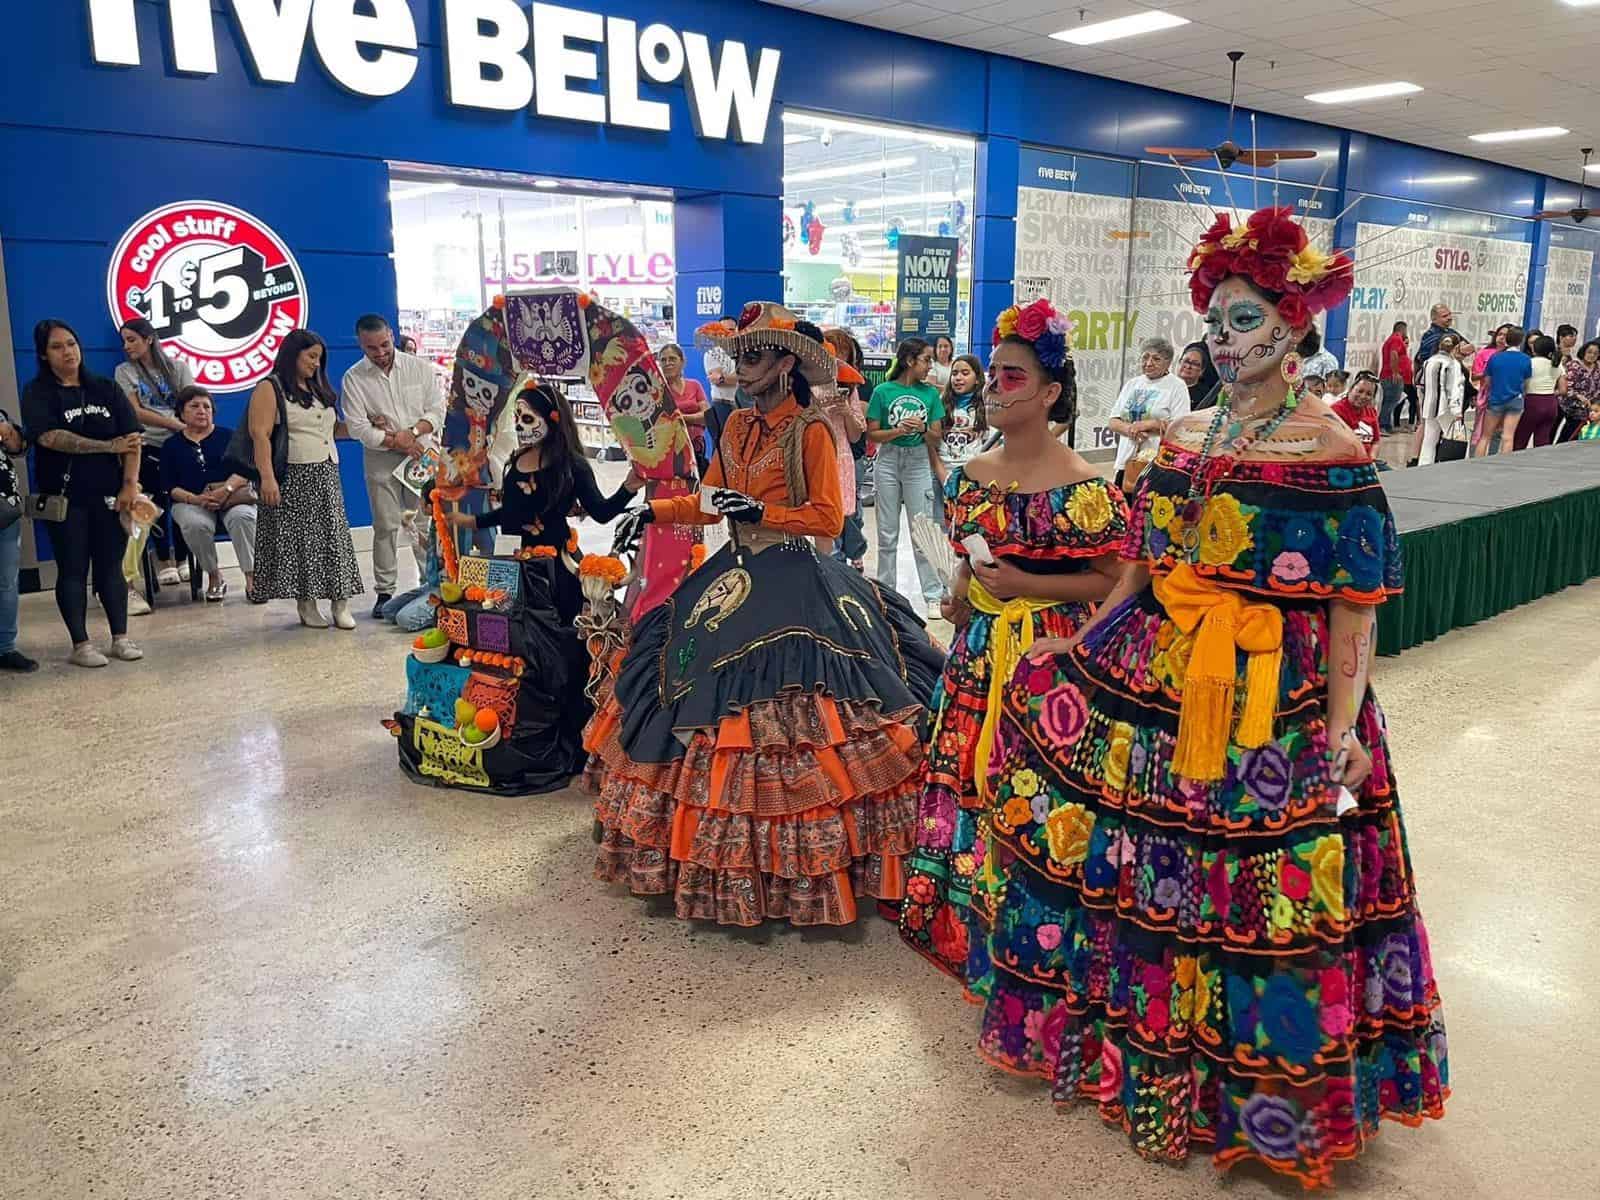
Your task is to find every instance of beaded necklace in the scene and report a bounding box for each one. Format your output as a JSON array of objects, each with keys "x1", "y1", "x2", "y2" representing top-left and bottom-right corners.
[{"x1": 1179, "y1": 386, "x2": 1299, "y2": 560}]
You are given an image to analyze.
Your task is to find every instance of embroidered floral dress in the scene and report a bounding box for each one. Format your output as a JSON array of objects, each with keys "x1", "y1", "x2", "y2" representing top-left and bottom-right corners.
[
  {"x1": 901, "y1": 469, "x2": 1129, "y2": 987},
  {"x1": 978, "y1": 444, "x2": 1447, "y2": 1188}
]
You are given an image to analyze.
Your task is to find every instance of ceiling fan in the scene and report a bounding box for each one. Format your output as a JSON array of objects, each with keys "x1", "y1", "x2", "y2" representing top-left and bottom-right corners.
[
  {"x1": 1533, "y1": 148, "x2": 1593, "y2": 223},
  {"x1": 1146, "y1": 51, "x2": 1319, "y2": 170}
]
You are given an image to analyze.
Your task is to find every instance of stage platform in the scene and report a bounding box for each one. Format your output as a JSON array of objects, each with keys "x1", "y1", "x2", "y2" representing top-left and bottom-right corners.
[{"x1": 1379, "y1": 440, "x2": 1600, "y2": 655}]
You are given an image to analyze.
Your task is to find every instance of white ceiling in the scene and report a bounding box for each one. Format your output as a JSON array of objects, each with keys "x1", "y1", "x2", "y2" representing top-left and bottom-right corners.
[{"x1": 762, "y1": 0, "x2": 1600, "y2": 185}]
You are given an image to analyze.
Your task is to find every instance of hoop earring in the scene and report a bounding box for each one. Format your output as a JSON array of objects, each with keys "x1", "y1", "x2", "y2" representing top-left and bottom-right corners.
[{"x1": 1280, "y1": 351, "x2": 1303, "y2": 385}]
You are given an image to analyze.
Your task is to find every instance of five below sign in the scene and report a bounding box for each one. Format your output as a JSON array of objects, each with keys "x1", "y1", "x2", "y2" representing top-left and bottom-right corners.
[{"x1": 85, "y1": 0, "x2": 782, "y2": 144}]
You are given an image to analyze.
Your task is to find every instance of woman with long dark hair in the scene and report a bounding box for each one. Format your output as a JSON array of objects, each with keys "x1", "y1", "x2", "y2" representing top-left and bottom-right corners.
[
  {"x1": 20, "y1": 319, "x2": 146, "y2": 666},
  {"x1": 115, "y1": 317, "x2": 196, "y2": 597},
  {"x1": 1176, "y1": 340, "x2": 1220, "y2": 409},
  {"x1": 246, "y1": 329, "x2": 363, "y2": 627},
  {"x1": 928, "y1": 334, "x2": 956, "y2": 390},
  {"x1": 1514, "y1": 332, "x2": 1566, "y2": 449},
  {"x1": 932, "y1": 352, "x2": 986, "y2": 486},
  {"x1": 452, "y1": 381, "x2": 641, "y2": 621},
  {"x1": 867, "y1": 336, "x2": 945, "y2": 610},
  {"x1": 900, "y1": 299, "x2": 1128, "y2": 982}
]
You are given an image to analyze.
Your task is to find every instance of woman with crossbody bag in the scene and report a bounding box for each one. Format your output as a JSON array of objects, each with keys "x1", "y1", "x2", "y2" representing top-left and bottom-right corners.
[
  {"x1": 19, "y1": 319, "x2": 146, "y2": 667},
  {"x1": 246, "y1": 329, "x2": 364, "y2": 628}
]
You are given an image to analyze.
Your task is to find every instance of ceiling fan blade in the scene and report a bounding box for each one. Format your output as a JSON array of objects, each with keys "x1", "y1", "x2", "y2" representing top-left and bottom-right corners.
[
  {"x1": 1238, "y1": 149, "x2": 1318, "y2": 165},
  {"x1": 1145, "y1": 146, "x2": 1213, "y2": 162},
  {"x1": 1532, "y1": 210, "x2": 1570, "y2": 221}
]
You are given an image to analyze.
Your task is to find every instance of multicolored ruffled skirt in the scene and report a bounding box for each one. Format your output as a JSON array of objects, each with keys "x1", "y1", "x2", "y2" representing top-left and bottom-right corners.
[
  {"x1": 977, "y1": 586, "x2": 1447, "y2": 1188},
  {"x1": 898, "y1": 599, "x2": 1091, "y2": 991},
  {"x1": 584, "y1": 538, "x2": 943, "y2": 926}
]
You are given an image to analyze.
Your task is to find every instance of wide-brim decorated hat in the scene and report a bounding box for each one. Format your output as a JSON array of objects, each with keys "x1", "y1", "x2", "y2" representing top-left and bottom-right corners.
[{"x1": 696, "y1": 301, "x2": 838, "y2": 386}]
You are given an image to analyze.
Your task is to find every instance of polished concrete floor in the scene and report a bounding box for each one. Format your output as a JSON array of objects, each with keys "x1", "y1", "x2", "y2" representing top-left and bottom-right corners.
[{"x1": 3, "y1": 528, "x2": 1597, "y2": 1199}]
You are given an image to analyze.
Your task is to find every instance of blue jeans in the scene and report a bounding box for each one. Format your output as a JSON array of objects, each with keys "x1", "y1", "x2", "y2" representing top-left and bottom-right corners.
[
  {"x1": 382, "y1": 583, "x2": 438, "y2": 631},
  {"x1": 873, "y1": 442, "x2": 942, "y2": 604},
  {"x1": 1379, "y1": 378, "x2": 1403, "y2": 430},
  {"x1": 0, "y1": 521, "x2": 20, "y2": 655}
]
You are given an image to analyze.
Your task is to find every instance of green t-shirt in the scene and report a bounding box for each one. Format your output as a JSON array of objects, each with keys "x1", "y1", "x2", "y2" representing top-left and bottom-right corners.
[{"x1": 868, "y1": 380, "x2": 945, "y2": 448}]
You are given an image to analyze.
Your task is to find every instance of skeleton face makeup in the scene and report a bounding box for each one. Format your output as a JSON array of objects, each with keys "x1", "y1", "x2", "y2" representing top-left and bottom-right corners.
[
  {"x1": 460, "y1": 367, "x2": 500, "y2": 414},
  {"x1": 982, "y1": 342, "x2": 1055, "y2": 429},
  {"x1": 1204, "y1": 278, "x2": 1297, "y2": 388},
  {"x1": 515, "y1": 398, "x2": 548, "y2": 449}
]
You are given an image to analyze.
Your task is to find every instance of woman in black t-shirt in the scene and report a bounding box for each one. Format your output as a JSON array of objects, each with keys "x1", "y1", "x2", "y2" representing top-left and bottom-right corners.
[{"x1": 20, "y1": 320, "x2": 146, "y2": 668}]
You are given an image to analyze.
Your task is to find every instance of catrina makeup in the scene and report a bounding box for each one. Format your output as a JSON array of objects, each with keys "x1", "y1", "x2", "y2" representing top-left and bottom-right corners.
[
  {"x1": 1204, "y1": 278, "x2": 1293, "y2": 386},
  {"x1": 515, "y1": 397, "x2": 549, "y2": 449}
]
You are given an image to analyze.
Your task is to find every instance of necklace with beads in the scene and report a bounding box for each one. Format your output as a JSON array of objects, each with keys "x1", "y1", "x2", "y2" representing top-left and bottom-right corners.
[{"x1": 1179, "y1": 387, "x2": 1299, "y2": 559}]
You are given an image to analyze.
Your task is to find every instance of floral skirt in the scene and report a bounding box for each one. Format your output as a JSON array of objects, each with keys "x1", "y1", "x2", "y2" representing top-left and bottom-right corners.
[
  {"x1": 584, "y1": 539, "x2": 944, "y2": 926},
  {"x1": 252, "y1": 461, "x2": 363, "y2": 601},
  {"x1": 899, "y1": 599, "x2": 1091, "y2": 990},
  {"x1": 977, "y1": 587, "x2": 1447, "y2": 1188}
]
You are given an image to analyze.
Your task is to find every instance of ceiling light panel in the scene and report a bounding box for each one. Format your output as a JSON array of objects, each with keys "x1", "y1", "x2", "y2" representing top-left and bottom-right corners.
[
  {"x1": 1468, "y1": 127, "x2": 1569, "y2": 143},
  {"x1": 1304, "y1": 82, "x2": 1422, "y2": 104},
  {"x1": 1050, "y1": 12, "x2": 1190, "y2": 45}
]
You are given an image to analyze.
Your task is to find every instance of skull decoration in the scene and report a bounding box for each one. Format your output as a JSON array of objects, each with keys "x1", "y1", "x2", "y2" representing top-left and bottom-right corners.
[{"x1": 460, "y1": 367, "x2": 500, "y2": 414}]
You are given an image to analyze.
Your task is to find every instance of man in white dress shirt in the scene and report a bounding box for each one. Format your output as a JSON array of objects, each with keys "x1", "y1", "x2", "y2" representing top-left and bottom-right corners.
[{"x1": 341, "y1": 314, "x2": 446, "y2": 617}]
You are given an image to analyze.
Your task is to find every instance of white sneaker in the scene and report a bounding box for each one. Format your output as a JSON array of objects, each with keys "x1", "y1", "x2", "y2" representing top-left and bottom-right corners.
[
  {"x1": 330, "y1": 599, "x2": 356, "y2": 630},
  {"x1": 297, "y1": 598, "x2": 330, "y2": 628},
  {"x1": 157, "y1": 566, "x2": 182, "y2": 586},
  {"x1": 126, "y1": 589, "x2": 153, "y2": 616},
  {"x1": 69, "y1": 643, "x2": 109, "y2": 668},
  {"x1": 109, "y1": 637, "x2": 144, "y2": 662},
  {"x1": 177, "y1": 562, "x2": 191, "y2": 582}
]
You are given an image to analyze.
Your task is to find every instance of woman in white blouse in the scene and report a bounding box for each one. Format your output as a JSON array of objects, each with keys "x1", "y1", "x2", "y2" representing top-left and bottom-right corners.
[{"x1": 246, "y1": 330, "x2": 364, "y2": 628}]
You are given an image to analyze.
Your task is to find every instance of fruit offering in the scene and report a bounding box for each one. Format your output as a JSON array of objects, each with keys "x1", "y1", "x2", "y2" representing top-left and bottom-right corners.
[
  {"x1": 455, "y1": 698, "x2": 477, "y2": 727},
  {"x1": 422, "y1": 628, "x2": 448, "y2": 648},
  {"x1": 462, "y1": 724, "x2": 488, "y2": 745},
  {"x1": 473, "y1": 708, "x2": 499, "y2": 734},
  {"x1": 440, "y1": 581, "x2": 464, "y2": 604}
]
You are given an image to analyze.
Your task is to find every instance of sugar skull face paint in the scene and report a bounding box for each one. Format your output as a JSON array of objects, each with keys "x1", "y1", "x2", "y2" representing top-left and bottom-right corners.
[
  {"x1": 983, "y1": 341, "x2": 1054, "y2": 429},
  {"x1": 514, "y1": 397, "x2": 548, "y2": 449},
  {"x1": 1204, "y1": 277, "x2": 1296, "y2": 387}
]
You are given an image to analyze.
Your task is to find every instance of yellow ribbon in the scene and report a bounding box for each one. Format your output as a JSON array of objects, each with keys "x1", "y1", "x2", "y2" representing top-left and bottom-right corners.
[
  {"x1": 1150, "y1": 562, "x2": 1284, "y2": 782},
  {"x1": 969, "y1": 577, "x2": 1058, "y2": 805}
]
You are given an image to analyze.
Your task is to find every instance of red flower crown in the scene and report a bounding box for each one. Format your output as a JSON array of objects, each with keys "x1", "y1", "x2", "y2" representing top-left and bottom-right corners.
[{"x1": 1186, "y1": 206, "x2": 1354, "y2": 328}]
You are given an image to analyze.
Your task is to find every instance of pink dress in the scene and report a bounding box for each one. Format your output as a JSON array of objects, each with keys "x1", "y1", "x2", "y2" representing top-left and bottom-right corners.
[
  {"x1": 818, "y1": 395, "x2": 860, "y2": 516},
  {"x1": 1471, "y1": 347, "x2": 1498, "y2": 412}
]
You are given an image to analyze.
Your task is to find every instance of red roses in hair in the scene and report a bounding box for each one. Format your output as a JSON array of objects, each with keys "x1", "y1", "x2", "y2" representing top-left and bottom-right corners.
[
  {"x1": 1185, "y1": 205, "x2": 1351, "y2": 325},
  {"x1": 1015, "y1": 298, "x2": 1053, "y2": 340}
]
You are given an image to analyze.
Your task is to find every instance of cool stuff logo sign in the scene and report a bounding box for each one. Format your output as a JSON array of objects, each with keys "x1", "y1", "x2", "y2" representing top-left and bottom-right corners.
[{"x1": 106, "y1": 201, "x2": 308, "y2": 390}]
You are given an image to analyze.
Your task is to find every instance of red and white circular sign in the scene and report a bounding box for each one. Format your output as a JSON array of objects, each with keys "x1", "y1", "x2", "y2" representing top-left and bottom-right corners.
[{"x1": 106, "y1": 200, "x2": 308, "y2": 390}]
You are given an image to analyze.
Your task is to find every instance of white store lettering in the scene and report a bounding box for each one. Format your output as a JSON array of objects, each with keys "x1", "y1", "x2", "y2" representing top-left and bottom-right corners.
[{"x1": 85, "y1": 0, "x2": 781, "y2": 144}]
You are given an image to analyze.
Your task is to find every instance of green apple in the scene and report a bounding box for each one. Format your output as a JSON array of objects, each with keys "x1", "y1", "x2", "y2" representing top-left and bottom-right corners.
[
  {"x1": 440, "y1": 581, "x2": 464, "y2": 604},
  {"x1": 422, "y1": 628, "x2": 448, "y2": 648},
  {"x1": 462, "y1": 725, "x2": 488, "y2": 745}
]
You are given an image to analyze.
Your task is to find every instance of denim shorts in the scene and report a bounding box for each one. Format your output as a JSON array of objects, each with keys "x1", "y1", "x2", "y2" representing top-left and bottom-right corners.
[{"x1": 1487, "y1": 393, "x2": 1525, "y2": 414}]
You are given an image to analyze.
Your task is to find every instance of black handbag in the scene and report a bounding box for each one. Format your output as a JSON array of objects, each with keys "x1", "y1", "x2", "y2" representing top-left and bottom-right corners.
[
  {"x1": 224, "y1": 378, "x2": 289, "y2": 483},
  {"x1": 1435, "y1": 417, "x2": 1469, "y2": 462}
]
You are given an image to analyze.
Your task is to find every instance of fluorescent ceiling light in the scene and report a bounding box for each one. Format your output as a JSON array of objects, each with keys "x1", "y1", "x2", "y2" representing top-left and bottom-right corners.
[
  {"x1": 782, "y1": 112, "x2": 975, "y2": 149},
  {"x1": 1050, "y1": 11, "x2": 1189, "y2": 45},
  {"x1": 1407, "y1": 174, "x2": 1476, "y2": 185},
  {"x1": 1560, "y1": 0, "x2": 1600, "y2": 7},
  {"x1": 389, "y1": 182, "x2": 458, "y2": 201},
  {"x1": 1305, "y1": 82, "x2": 1421, "y2": 104},
  {"x1": 1587, "y1": 164, "x2": 1600, "y2": 174},
  {"x1": 1469, "y1": 126, "x2": 1569, "y2": 143},
  {"x1": 533, "y1": 178, "x2": 561, "y2": 188},
  {"x1": 783, "y1": 156, "x2": 917, "y2": 184}
]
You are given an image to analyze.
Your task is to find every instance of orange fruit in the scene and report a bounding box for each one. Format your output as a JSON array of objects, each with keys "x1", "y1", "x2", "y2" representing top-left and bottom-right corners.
[{"x1": 474, "y1": 708, "x2": 500, "y2": 733}]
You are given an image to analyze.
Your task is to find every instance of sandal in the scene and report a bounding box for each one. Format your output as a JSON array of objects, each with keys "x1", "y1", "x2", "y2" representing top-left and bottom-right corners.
[{"x1": 206, "y1": 580, "x2": 229, "y2": 603}]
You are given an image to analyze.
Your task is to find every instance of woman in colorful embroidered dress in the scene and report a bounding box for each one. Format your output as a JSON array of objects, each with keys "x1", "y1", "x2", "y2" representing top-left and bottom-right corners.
[
  {"x1": 900, "y1": 299, "x2": 1127, "y2": 987},
  {"x1": 585, "y1": 303, "x2": 942, "y2": 927},
  {"x1": 975, "y1": 207, "x2": 1447, "y2": 1188}
]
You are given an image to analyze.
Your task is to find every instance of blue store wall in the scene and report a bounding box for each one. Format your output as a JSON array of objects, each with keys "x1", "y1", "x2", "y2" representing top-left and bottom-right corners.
[{"x1": 2, "y1": 0, "x2": 1582, "y2": 535}]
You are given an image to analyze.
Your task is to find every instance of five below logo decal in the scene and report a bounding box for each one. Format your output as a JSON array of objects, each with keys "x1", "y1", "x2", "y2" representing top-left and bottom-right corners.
[{"x1": 106, "y1": 201, "x2": 307, "y2": 389}]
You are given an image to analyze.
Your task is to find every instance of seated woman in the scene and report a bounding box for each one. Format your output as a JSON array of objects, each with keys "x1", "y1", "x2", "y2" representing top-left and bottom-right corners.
[
  {"x1": 899, "y1": 299, "x2": 1128, "y2": 988},
  {"x1": 450, "y1": 380, "x2": 640, "y2": 623},
  {"x1": 160, "y1": 385, "x2": 257, "y2": 601},
  {"x1": 586, "y1": 303, "x2": 943, "y2": 927},
  {"x1": 971, "y1": 207, "x2": 1446, "y2": 1186}
]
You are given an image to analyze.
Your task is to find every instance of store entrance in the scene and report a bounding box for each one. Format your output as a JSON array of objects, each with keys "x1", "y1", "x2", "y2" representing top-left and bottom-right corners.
[{"x1": 388, "y1": 166, "x2": 676, "y2": 457}]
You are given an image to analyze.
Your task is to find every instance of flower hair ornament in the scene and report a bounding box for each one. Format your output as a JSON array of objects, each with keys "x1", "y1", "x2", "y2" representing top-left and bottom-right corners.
[
  {"x1": 1186, "y1": 205, "x2": 1354, "y2": 326},
  {"x1": 992, "y1": 297, "x2": 1073, "y2": 370}
]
